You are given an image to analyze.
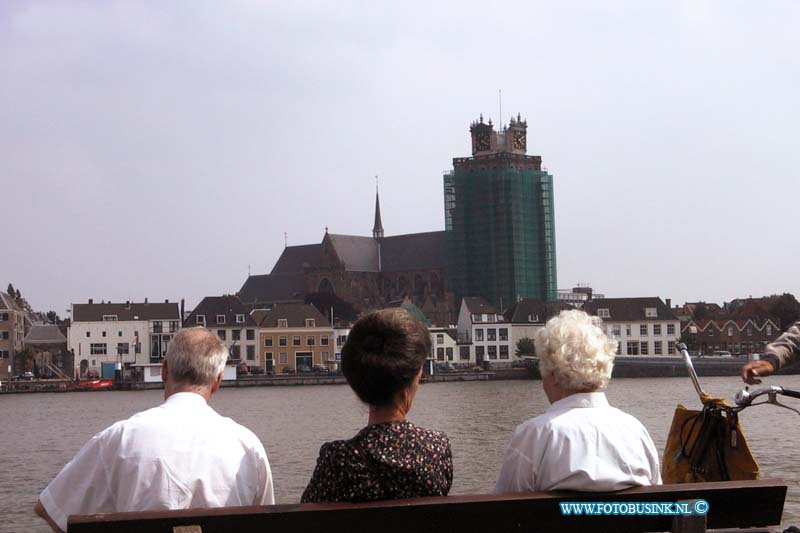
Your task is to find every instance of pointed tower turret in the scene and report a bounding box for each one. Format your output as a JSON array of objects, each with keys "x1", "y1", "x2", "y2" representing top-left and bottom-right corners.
[{"x1": 372, "y1": 185, "x2": 384, "y2": 239}]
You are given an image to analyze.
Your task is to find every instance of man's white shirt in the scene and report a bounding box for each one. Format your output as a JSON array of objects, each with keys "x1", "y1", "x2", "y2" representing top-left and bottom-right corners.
[
  {"x1": 40, "y1": 392, "x2": 274, "y2": 531},
  {"x1": 495, "y1": 392, "x2": 661, "y2": 493}
]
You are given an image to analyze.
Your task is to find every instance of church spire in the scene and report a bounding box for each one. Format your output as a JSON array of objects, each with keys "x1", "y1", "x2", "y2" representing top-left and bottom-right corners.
[{"x1": 372, "y1": 178, "x2": 384, "y2": 239}]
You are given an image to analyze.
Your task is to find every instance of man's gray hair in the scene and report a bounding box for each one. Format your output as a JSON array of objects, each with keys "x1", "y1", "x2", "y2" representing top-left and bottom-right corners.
[{"x1": 165, "y1": 327, "x2": 229, "y2": 387}]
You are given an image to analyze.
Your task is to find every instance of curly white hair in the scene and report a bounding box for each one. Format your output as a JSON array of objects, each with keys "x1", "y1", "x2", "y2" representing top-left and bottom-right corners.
[{"x1": 534, "y1": 309, "x2": 617, "y2": 391}]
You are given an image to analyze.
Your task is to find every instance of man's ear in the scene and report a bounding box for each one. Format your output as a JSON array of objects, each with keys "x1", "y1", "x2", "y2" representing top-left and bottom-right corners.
[
  {"x1": 161, "y1": 360, "x2": 168, "y2": 383},
  {"x1": 210, "y1": 372, "x2": 223, "y2": 395}
]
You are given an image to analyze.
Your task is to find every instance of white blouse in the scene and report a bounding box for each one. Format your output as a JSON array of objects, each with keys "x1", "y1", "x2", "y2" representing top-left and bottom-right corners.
[{"x1": 495, "y1": 392, "x2": 661, "y2": 493}]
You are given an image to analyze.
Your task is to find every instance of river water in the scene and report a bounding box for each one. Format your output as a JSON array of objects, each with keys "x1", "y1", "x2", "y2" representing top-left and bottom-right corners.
[{"x1": 2, "y1": 375, "x2": 799, "y2": 532}]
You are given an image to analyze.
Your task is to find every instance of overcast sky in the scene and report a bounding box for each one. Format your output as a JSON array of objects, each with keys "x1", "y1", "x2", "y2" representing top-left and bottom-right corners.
[{"x1": 2, "y1": 1, "x2": 799, "y2": 315}]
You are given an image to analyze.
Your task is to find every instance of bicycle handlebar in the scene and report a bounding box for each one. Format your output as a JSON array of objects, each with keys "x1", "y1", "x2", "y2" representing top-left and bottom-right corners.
[{"x1": 735, "y1": 385, "x2": 800, "y2": 407}]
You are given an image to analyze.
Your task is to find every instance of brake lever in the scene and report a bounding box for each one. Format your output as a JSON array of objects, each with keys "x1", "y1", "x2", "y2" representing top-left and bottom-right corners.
[{"x1": 770, "y1": 397, "x2": 800, "y2": 417}]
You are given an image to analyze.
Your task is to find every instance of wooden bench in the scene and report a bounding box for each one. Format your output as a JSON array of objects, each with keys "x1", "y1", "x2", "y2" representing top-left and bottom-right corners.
[{"x1": 68, "y1": 479, "x2": 787, "y2": 533}]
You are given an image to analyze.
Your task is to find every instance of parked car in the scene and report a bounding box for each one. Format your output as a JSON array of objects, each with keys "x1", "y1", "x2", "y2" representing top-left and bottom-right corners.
[
  {"x1": 12, "y1": 372, "x2": 35, "y2": 381},
  {"x1": 312, "y1": 365, "x2": 330, "y2": 373},
  {"x1": 297, "y1": 365, "x2": 312, "y2": 373},
  {"x1": 712, "y1": 350, "x2": 733, "y2": 358},
  {"x1": 250, "y1": 367, "x2": 266, "y2": 375},
  {"x1": 281, "y1": 366, "x2": 296, "y2": 374}
]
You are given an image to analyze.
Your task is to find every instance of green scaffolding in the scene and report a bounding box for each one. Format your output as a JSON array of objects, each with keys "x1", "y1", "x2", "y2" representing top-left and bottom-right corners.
[{"x1": 444, "y1": 165, "x2": 557, "y2": 311}]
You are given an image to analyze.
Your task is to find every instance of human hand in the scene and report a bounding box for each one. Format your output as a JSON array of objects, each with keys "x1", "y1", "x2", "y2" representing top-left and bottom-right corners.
[{"x1": 741, "y1": 359, "x2": 776, "y2": 385}]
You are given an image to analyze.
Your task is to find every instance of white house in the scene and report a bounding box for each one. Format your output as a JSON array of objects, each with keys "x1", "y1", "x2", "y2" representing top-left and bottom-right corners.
[
  {"x1": 430, "y1": 327, "x2": 458, "y2": 363},
  {"x1": 455, "y1": 297, "x2": 513, "y2": 365},
  {"x1": 503, "y1": 299, "x2": 574, "y2": 355},
  {"x1": 584, "y1": 297, "x2": 680, "y2": 356},
  {"x1": 68, "y1": 299, "x2": 181, "y2": 378},
  {"x1": 183, "y1": 295, "x2": 259, "y2": 366}
]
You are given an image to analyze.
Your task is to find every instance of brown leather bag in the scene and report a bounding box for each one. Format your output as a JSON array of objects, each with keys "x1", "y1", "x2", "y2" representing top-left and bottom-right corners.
[{"x1": 662, "y1": 394, "x2": 758, "y2": 484}]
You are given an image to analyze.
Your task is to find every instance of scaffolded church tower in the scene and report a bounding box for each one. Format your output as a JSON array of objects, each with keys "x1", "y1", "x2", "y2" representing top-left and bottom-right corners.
[{"x1": 444, "y1": 114, "x2": 557, "y2": 311}]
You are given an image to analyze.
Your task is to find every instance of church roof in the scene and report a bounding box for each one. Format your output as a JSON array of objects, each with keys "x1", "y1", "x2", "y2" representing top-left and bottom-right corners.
[
  {"x1": 381, "y1": 231, "x2": 446, "y2": 272},
  {"x1": 24, "y1": 324, "x2": 67, "y2": 344},
  {"x1": 328, "y1": 234, "x2": 380, "y2": 272},
  {"x1": 238, "y1": 273, "x2": 307, "y2": 306},
  {"x1": 271, "y1": 244, "x2": 322, "y2": 274}
]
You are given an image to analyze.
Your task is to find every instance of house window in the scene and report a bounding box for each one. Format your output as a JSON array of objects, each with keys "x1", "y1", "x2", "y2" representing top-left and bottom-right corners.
[
  {"x1": 645, "y1": 308, "x2": 658, "y2": 318},
  {"x1": 0, "y1": 313, "x2": 6, "y2": 321},
  {"x1": 475, "y1": 328, "x2": 484, "y2": 341},
  {"x1": 170, "y1": 321, "x2": 179, "y2": 332},
  {"x1": 728, "y1": 327, "x2": 734, "y2": 337},
  {"x1": 118, "y1": 331, "x2": 122, "y2": 337},
  {"x1": 216, "y1": 315, "x2": 226, "y2": 325},
  {"x1": 102, "y1": 331, "x2": 107, "y2": 337},
  {"x1": 265, "y1": 352, "x2": 273, "y2": 361},
  {"x1": 152, "y1": 321, "x2": 163, "y2": 333},
  {"x1": 236, "y1": 314, "x2": 245, "y2": 324},
  {"x1": 278, "y1": 319, "x2": 288, "y2": 328},
  {"x1": 246, "y1": 329, "x2": 255, "y2": 341},
  {"x1": 246, "y1": 345, "x2": 255, "y2": 361},
  {"x1": 85, "y1": 331, "x2": 90, "y2": 338},
  {"x1": 90, "y1": 343, "x2": 107, "y2": 355},
  {"x1": 654, "y1": 341, "x2": 663, "y2": 355},
  {"x1": 487, "y1": 328, "x2": 496, "y2": 341},
  {"x1": 117, "y1": 343, "x2": 129, "y2": 355},
  {"x1": 766, "y1": 325, "x2": 772, "y2": 336},
  {"x1": 196, "y1": 315, "x2": 206, "y2": 326},
  {"x1": 305, "y1": 319, "x2": 316, "y2": 328},
  {"x1": 436, "y1": 347, "x2": 444, "y2": 361},
  {"x1": 612, "y1": 325, "x2": 621, "y2": 336},
  {"x1": 460, "y1": 346, "x2": 470, "y2": 360},
  {"x1": 667, "y1": 324, "x2": 676, "y2": 335},
  {"x1": 527, "y1": 314, "x2": 539, "y2": 323},
  {"x1": 279, "y1": 336, "x2": 287, "y2": 347},
  {"x1": 0, "y1": 350, "x2": 8, "y2": 358},
  {"x1": 436, "y1": 334, "x2": 444, "y2": 345},
  {"x1": 598, "y1": 308, "x2": 610, "y2": 318},
  {"x1": 230, "y1": 345, "x2": 240, "y2": 359},
  {"x1": 499, "y1": 328, "x2": 508, "y2": 341},
  {"x1": 0, "y1": 332, "x2": 7, "y2": 340},
  {"x1": 218, "y1": 330, "x2": 227, "y2": 341},
  {"x1": 265, "y1": 337, "x2": 273, "y2": 347},
  {"x1": 475, "y1": 346, "x2": 485, "y2": 358},
  {"x1": 445, "y1": 347, "x2": 453, "y2": 361},
  {"x1": 102, "y1": 315, "x2": 118, "y2": 322},
  {"x1": 747, "y1": 327, "x2": 753, "y2": 337},
  {"x1": 626, "y1": 325, "x2": 632, "y2": 336},
  {"x1": 322, "y1": 351, "x2": 329, "y2": 361},
  {"x1": 640, "y1": 342, "x2": 649, "y2": 355},
  {"x1": 616, "y1": 343, "x2": 622, "y2": 355},
  {"x1": 321, "y1": 336, "x2": 329, "y2": 346},
  {"x1": 488, "y1": 345, "x2": 498, "y2": 359},
  {"x1": 668, "y1": 341, "x2": 676, "y2": 355},
  {"x1": 653, "y1": 324, "x2": 661, "y2": 335},
  {"x1": 626, "y1": 341, "x2": 639, "y2": 355},
  {"x1": 473, "y1": 314, "x2": 482, "y2": 323},
  {"x1": 307, "y1": 336, "x2": 315, "y2": 346},
  {"x1": 640, "y1": 324, "x2": 648, "y2": 336},
  {"x1": 293, "y1": 336, "x2": 301, "y2": 346},
  {"x1": 499, "y1": 345, "x2": 509, "y2": 359},
  {"x1": 229, "y1": 330, "x2": 238, "y2": 341},
  {"x1": 279, "y1": 352, "x2": 288, "y2": 364},
  {"x1": 337, "y1": 335, "x2": 347, "y2": 346},
  {"x1": 487, "y1": 314, "x2": 496, "y2": 323}
]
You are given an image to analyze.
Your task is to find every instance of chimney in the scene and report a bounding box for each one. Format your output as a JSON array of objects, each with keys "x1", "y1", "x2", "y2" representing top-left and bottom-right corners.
[
  {"x1": 144, "y1": 298, "x2": 149, "y2": 305},
  {"x1": 165, "y1": 299, "x2": 169, "y2": 303},
  {"x1": 666, "y1": 298, "x2": 672, "y2": 309},
  {"x1": 88, "y1": 298, "x2": 93, "y2": 304},
  {"x1": 181, "y1": 299, "x2": 185, "y2": 320},
  {"x1": 126, "y1": 301, "x2": 131, "y2": 309}
]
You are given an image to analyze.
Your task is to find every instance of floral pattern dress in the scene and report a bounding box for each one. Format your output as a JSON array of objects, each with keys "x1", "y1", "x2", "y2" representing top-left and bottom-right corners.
[{"x1": 301, "y1": 420, "x2": 453, "y2": 503}]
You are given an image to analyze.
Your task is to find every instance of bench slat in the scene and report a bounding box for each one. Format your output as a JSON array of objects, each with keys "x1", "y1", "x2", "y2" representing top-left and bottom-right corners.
[{"x1": 68, "y1": 479, "x2": 787, "y2": 533}]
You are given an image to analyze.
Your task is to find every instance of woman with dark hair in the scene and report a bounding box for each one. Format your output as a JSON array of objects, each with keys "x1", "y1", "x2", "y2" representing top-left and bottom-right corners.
[{"x1": 301, "y1": 308, "x2": 452, "y2": 503}]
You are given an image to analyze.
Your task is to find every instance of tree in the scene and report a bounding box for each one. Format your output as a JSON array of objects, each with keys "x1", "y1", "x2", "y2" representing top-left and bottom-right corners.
[
  {"x1": 768, "y1": 293, "x2": 800, "y2": 332},
  {"x1": 692, "y1": 302, "x2": 710, "y2": 321},
  {"x1": 46, "y1": 310, "x2": 62, "y2": 324},
  {"x1": 516, "y1": 337, "x2": 536, "y2": 357}
]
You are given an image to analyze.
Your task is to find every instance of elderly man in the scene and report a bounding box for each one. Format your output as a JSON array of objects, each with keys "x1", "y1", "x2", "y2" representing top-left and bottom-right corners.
[
  {"x1": 496, "y1": 310, "x2": 661, "y2": 493},
  {"x1": 742, "y1": 320, "x2": 800, "y2": 384},
  {"x1": 35, "y1": 327, "x2": 274, "y2": 532}
]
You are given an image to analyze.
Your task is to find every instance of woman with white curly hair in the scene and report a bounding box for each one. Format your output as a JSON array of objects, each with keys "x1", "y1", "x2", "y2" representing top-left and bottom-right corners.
[{"x1": 495, "y1": 310, "x2": 661, "y2": 493}]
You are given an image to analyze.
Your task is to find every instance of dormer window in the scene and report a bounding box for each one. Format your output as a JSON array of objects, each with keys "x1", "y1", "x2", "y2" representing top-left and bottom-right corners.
[
  {"x1": 216, "y1": 315, "x2": 226, "y2": 325},
  {"x1": 527, "y1": 314, "x2": 539, "y2": 323},
  {"x1": 278, "y1": 319, "x2": 288, "y2": 328},
  {"x1": 236, "y1": 314, "x2": 245, "y2": 324},
  {"x1": 598, "y1": 308, "x2": 610, "y2": 318},
  {"x1": 487, "y1": 314, "x2": 496, "y2": 323},
  {"x1": 305, "y1": 319, "x2": 315, "y2": 328},
  {"x1": 473, "y1": 314, "x2": 482, "y2": 323},
  {"x1": 102, "y1": 315, "x2": 118, "y2": 322},
  {"x1": 645, "y1": 308, "x2": 658, "y2": 318},
  {"x1": 196, "y1": 315, "x2": 206, "y2": 326}
]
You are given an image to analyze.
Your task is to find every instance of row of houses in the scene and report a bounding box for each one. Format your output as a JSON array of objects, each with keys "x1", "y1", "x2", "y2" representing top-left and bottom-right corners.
[{"x1": 4, "y1": 288, "x2": 786, "y2": 382}]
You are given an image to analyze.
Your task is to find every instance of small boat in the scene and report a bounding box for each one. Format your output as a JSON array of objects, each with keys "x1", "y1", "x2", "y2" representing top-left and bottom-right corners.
[{"x1": 77, "y1": 379, "x2": 114, "y2": 390}]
